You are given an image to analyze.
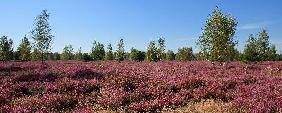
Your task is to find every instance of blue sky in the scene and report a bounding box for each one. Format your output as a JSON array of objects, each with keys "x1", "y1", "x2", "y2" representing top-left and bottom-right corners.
[{"x1": 0, "y1": 0, "x2": 281, "y2": 53}]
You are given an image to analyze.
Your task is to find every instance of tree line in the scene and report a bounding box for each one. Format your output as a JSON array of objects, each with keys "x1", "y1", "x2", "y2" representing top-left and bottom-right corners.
[{"x1": 0, "y1": 8, "x2": 281, "y2": 62}]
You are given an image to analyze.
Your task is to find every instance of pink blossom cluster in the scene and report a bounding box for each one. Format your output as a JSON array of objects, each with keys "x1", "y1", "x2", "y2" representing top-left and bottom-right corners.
[{"x1": 0, "y1": 61, "x2": 281, "y2": 112}]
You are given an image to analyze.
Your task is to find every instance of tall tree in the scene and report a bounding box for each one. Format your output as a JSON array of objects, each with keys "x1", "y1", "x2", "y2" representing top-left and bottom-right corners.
[
  {"x1": 130, "y1": 48, "x2": 146, "y2": 61},
  {"x1": 157, "y1": 37, "x2": 165, "y2": 60},
  {"x1": 146, "y1": 41, "x2": 158, "y2": 61},
  {"x1": 166, "y1": 50, "x2": 175, "y2": 61},
  {"x1": 105, "y1": 44, "x2": 114, "y2": 60},
  {"x1": 197, "y1": 7, "x2": 237, "y2": 62},
  {"x1": 0, "y1": 36, "x2": 13, "y2": 61},
  {"x1": 130, "y1": 48, "x2": 139, "y2": 61},
  {"x1": 256, "y1": 29, "x2": 270, "y2": 61},
  {"x1": 267, "y1": 44, "x2": 277, "y2": 61},
  {"x1": 75, "y1": 47, "x2": 83, "y2": 60},
  {"x1": 61, "y1": 45, "x2": 74, "y2": 60},
  {"x1": 91, "y1": 41, "x2": 105, "y2": 61},
  {"x1": 31, "y1": 48, "x2": 41, "y2": 60},
  {"x1": 243, "y1": 34, "x2": 259, "y2": 62},
  {"x1": 17, "y1": 36, "x2": 31, "y2": 61},
  {"x1": 31, "y1": 10, "x2": 54, "y2": 63},
  {"x1": 175, "y1": 47, "x2": 193, "y2": 61},
  {"x1": 53, "y1": 52, "x2": 61, "y2": 60},
  {"x1": 124, "y1": 52, "x2": 131, "y2": 60},
  {"x1": 47, "y1": 52, "x2": 55, "y2": 60},
  {"x1": 115, "y1": 39, "x2": 125, "y2": 61}
]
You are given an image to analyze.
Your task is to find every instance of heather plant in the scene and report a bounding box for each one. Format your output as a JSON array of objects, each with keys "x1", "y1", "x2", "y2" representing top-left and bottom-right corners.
[
  {"x1": 0, "y1": 61, "x2": 281, "y2": 112},
  {"x1": 47, "y1": 95, "x2": 78, "y2": 112}
]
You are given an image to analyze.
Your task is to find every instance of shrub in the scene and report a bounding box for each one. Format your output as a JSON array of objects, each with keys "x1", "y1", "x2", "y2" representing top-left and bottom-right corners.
[
  {"x1": 221, "y1": 81, "x2": 237, "y2": 91},
  {"x1": 0, "y1": 66, "x2": 22, "y2": 72},
  {"x1": 0, "y1": 96, "x2": 8, "y2": 106},
  {"x1": 183, "y1": 79, "x2": 205, "y2": 89},
  {"x1": 123, "y1": 81, "x2": 136, "y2": 92},
  {"x1": 81, "y1": 84, "x2": 100, "y2": 94},
  {"x1": 15, "y1": 72, "x2": 58, "y2": 82},
  {"x1": 48, "y1": 96, "x2": 78, "y2": 112},
  {"x1": 175, "y1": 47, "x2": 194, "y2": 61},
  {"x1": 243, "y1": 76, "x2": 257, "y2": 85},
  {"x1": 166, "y1": 50, "x2": 175, "y2": 60},
  {"x1": 169, "y1": 85, "x2": 181, "y2": 93},
  {"x1": 13, "y1": 85, "x2": 44, "y2": 97},
  {"x1": 72, "y1": 69, "x2": 104, "y2": 80}
]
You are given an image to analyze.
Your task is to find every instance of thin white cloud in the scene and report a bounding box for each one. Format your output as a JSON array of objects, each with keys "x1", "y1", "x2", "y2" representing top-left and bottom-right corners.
[{"x1": 238, "y1": 21, "x2": 272, "y2": 30}]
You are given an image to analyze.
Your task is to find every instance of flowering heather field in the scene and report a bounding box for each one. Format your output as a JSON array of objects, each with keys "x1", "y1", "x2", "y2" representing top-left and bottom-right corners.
[{"x1": 0, "y1": 61, "x2": 281, "y2": 113}]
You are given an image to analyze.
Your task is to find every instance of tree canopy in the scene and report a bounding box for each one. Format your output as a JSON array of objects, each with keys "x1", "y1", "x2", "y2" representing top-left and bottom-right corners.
[
  {"x1": 197, "y1": 7, "x2": 238, "y2": 62},
  {"x1": 31, "y1": 10, "x2": 53, "y2": 63},
  {"x1": 0, "y1": 36, "x2": 13, "y2": 61},
  {"x1": 17, "y1": 36, "x2": 31, "y2": 61}
]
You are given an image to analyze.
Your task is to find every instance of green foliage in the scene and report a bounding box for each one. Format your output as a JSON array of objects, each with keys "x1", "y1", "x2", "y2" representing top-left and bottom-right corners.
[
  {"x1": 61, "y1": 45, "x2": 74, "y2": 60},
  {"x1": 130, "y1": 48, "x2": 139, "y2": 61},
  {"x1": 17, "y1": 36, "x2": 31, "y2": 61},
  {"x1": 31, "y1": 10, "x2": 53, "y2": 62},
  {"x1": 146, "y1": 37, "x2": 166, "y2": 62},
  {"x1": 166, "y1": 50, "x2": 175, "y2": 60},
  {"x1": 82, "y1": 53, "x2": 92, "y2": 61},
  {"x1": 157, "y1": 37, "x2": 165, "y2": 60},
  {"x1": 139, "y1": 51, "x2": 146, "y2": 61},
  {"x1": 75, "y1": 47, "x2": 83, "y2": 60},
  {"x1": 53, "y1": 52, "x2": 61, "y2": 60},
  {"x1": 197, "y1": 7, "x2": 238, "y2": 62},
  {"x1": 130, "y1": 48, "x2": 145, "y2": 61},
  {"x1": 124, "y1": 52, "x2": 130, "y2": 60},
  {"x1": 105, "y1": 44, "x2": 114, "y2": 60},
  {"x1": 267, "y1": 44, "x2": 277, "y2": 61},
  {"x1": 243, "y1": 34, "x2": 259, "y2": 62},
  {"x1": 13, "y1": 51, "x2": 20, "y2": 60},
  {"x1": 146, "y1": 41, "x2": 158, "y2": 61},
  {"x1": 243, "y1": 30, "x2": 277, "y2": 62},
  {"x1": 91, "y1": 41, "x2": 105, "y2": 61},
  {"x1": 232, "y1": 49, "x2": 241, "y2": 61},
  {"x1": 46, "y1": 53, "x2": 54, "y2": 60},
  {"x1": 256, "y1": 29, "x2": 270, "y2": 61},
  {"x1": 115, "y1": 39, "x2": 125, "y2": 61},
  {"x1": 278, "y1": 53, "x2": 282, "y2": 61},
  {"x1": 0, "y1": 36, "x2": 14, "y2": 61},
  {"x1": 31, "y1": 48, "x2": 41, "y2": 60},
  {"x1": 175, "y1": 47, "x2": 193, "y2": 61}
]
